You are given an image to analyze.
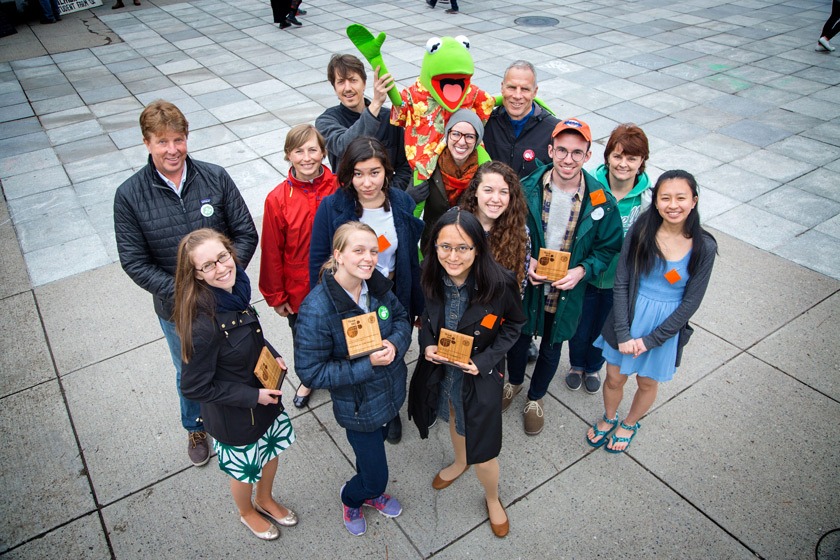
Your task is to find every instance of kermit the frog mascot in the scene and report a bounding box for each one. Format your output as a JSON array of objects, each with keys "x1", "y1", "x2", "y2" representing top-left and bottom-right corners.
[{"x1": 348, "y1": 25, "x2": 495, "y2": 184}]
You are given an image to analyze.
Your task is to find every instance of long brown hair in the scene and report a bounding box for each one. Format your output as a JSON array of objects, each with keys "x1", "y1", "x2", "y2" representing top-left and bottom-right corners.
[
  {"x1": 459, "y1": 161, "x2": 528, "y2": 287},
  {"x1": 173, "y1": 228, "x2": 238, "y2": 362}
]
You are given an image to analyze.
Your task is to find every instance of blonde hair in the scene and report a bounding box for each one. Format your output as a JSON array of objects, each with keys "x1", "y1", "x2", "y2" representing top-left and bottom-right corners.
[
  {"x1": 318, "y1": 222, "x2": 377, "y2": 280},
  {"x1": 284, "y1": 124, "x2": 326, "y2": 161},
  {"x1": 173, "y1": 228, "x2": 237, "y2": 362}
]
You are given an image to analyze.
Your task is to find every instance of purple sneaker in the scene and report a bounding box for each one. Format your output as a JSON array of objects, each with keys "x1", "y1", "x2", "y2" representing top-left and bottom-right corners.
[
  {"x1": 363, "y1": 493, "x2": 402, "y2": 518},
  {"x1": 341, "y1": 484, "x2": 366, "y2": 536}
]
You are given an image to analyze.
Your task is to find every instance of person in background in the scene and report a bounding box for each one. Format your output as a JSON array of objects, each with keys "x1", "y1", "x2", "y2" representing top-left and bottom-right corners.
[
  {"x1": 817, "y1": 0, "x2": 839, "y2": 51},
  {"x1": 259, "y1": 124, "x2": 339, "y2": 410},
  {"x1": 176, "y1": 229, "x2": 296, "y2": 541},
  {"x1": 309, "y1": 137, "x2": 424, "y2": 444},
  {"x1": 112, "y1": 0, "x2": 140, "y2": 9},
  {"x1": 39, "y1": 0, "x2": 62, "y2": 22},
  {"x1": 271, "y1": 0, "x2": 294, "y2": 29},
  {"x1": 586, "y1": 170, "x2": 717, "y2": 453},
  {"x1": 114, "y1": 100, "x2": 258, "y2": 467},
  {"x1": 295, "y1": 222, "x2": 411, "y2": 536},
  {"x1": 286, "y1": 0, "x2": 307, "y2": 26},
  {"x1": 566, "y1": 123, "x2": 651, "y2": 395},
  {"x1": 425, "y1": 0, "x2": 459, "y2": 14}
]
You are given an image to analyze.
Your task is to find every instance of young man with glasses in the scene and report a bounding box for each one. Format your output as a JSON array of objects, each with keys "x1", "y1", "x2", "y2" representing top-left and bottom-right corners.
[
  {"x1": 113, "y1": 100, "x2": 258, "y2": 466},
  {"x1": 503, "y1": 119, "x2": 623, "y2": 435}
]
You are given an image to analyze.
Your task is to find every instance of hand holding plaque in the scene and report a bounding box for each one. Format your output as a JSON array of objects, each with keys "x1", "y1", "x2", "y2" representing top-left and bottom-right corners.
[
  {"x1": 435, "y1": 328, "x2": 474, "y2": 366},
  {"x1": 535, "y1": 248, "x2": 571, "y2": 282},
  {"x1": 254, "y1": 346, "x2": 287, "y2": 390},
  {"x1": 343, "y1": 311, "x2": 385, "y2": 359}
]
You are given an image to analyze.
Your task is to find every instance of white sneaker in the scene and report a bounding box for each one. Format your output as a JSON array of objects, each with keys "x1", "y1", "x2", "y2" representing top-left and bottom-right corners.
[{"x1": 818, "y1": 37, "x2": 835, "y2": 51}]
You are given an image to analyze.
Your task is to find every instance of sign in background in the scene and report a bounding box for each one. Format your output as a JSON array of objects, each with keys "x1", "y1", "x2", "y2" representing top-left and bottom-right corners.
[{"x1": 58, "y1": 0, "x2": 104, "y2": 15}]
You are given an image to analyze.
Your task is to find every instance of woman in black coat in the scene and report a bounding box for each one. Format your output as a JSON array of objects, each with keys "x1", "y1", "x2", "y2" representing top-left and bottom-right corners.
[
  {"x1": 409, "y1": 209, "x2": 524, "y2": 538},
  {"x1": 175, "y1": 229, "x2": 297, "y2": 541}
]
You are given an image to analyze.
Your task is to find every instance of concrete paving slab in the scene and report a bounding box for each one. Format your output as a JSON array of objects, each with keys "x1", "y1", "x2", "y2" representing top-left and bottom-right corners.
[
  {"x1": 1, "y1": 165, "x2": 72, "y2": 200},
  {"x1": 0, "y1": 380, "x2": 95, "y2": 552},
  {"x1": 635, "y1": 354, "x2": 840, "y2": 560},
  {"x1": 706, "y1": 204, "x2": 807, "y2": 252},
  {"x1": 25, "y1": 234, "x2": 112, "y2": 287},
  {"x1": 437, "y1": 454, "x2": 753, "y2": 559},
  {"x1": 754, "y1": 186, "x2": 840, "y2": 228},
  {"x1": 62, "y1": 339, "x2": 190, "y2": 504},
  {"x1": 35, "y1": 262, "x2": 160, "y2": 373},
  {"x1": 0, "y1": 512, "x2": 110, "y2": 560},
  {"x1": 103, "y1": 412, "x2": 421, "y2": 559},
  {"x1": 0, "y1": 201, "x2": 31, "y2": 299},
  {"x1": 691, "y1": 231, "x2": 839, "y2": 349},
  {"x1": 773, "y1": 230, "x2": 840, "y2": 281},
  {"x1": 0, "y1": 290, "x2": 54, "y2": 398}
]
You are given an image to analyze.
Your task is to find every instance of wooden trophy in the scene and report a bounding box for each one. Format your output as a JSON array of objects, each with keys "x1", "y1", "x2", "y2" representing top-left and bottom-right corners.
[
  {"x1": 254, "y1": 346, "x2": 286, "y2": 390},
  {"x1": 343, "y1": 311, "x2": 385, "y2": 359},
  {"x1": 535, "y1": 248, "x2": 571, "y2": 282},
  {"x1": 436, "y1": 328, "x2": 474, "y2": 366}
]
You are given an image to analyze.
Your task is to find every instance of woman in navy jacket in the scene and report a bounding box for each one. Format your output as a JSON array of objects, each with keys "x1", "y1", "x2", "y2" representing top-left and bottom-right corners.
[
  {"x1": 176, "y1": 229, "x2": 296, "y2": 541},
  {"x1": 295, "y1": 222, "x2": 412, "y2": 536},
  {"x1": 409, "y1": 209, "x2": 525, "y2": 538}
]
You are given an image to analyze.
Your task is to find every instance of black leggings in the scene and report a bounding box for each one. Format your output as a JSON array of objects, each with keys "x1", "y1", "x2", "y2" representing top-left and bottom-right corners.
[{"x1": 821, "y1": 0, "x2": 840, "y2": 40}]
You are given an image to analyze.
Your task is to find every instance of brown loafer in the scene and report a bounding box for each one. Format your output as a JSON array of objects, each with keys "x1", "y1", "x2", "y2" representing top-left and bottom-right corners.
[
  {"x1": 432, "y1": 464, "x2": 470, "y2": 490},
  {"x1": 487, "y1": 498, "x2": 509, "y2": 538}
]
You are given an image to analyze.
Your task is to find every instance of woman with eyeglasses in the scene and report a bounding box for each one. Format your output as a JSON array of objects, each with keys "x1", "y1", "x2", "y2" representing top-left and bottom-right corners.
[
  {"x1": 310, "y1": 136, "x2": 424, "y2": 444},
  {"x1": 408, "y1": 209, "x2": 525, "y2": 538},
  {"x1": 406, "y1": 109, "x2": 491, "y2": 253},
  {"x1": 175, "y1": 229, "x2": 296, "y2": 541}
]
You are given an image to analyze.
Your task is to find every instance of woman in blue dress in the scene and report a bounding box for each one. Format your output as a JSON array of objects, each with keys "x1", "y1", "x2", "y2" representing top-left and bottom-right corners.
[{"x1": 586, "y1": 170, "x2": 717, "y2": 453}]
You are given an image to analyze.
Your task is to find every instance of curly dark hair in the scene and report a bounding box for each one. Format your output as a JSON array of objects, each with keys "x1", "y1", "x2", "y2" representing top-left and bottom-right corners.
[{"x1": 459, "y1": 161, "x2": 528, "y2": 287}]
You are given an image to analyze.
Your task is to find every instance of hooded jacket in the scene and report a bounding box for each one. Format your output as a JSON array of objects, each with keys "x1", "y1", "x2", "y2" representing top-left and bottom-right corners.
[{"x1": 483, "y1": 104, "x2": 560, "y2": 178}]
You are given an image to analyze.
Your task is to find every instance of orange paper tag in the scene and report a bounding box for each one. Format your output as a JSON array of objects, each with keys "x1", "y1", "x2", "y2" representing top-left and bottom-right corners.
[
  {"x1": 589, "y1": 189, "x2": 607, "y2": 206},
  {"x1": 480, "y1": 314, "x2": 498, "y2": 329},
  {"x1": 664, "y1": 269, "x2": 682, "y2": 284},
  {"x1": 377, "y1": 234, "x2": 391, "y2": 253}
]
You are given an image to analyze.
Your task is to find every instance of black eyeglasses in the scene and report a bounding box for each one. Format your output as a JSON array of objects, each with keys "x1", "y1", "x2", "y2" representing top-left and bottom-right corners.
[
  {"x1": 435, "y1": 244, "x2": 475, "y2": 255},
  {"x1": 196, "y1": 251, "x2": 232, "y2": 274}
]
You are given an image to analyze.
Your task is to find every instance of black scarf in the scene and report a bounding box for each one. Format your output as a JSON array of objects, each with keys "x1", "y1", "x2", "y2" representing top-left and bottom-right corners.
[{"x1": 210, "y1": 265, "x2": 252, "y2": 312}]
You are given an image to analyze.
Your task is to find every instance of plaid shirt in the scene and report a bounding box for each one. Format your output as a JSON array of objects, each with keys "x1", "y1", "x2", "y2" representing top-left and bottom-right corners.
[{"x1": 541, "y1": 171, "x2": 585, "y2": 313}]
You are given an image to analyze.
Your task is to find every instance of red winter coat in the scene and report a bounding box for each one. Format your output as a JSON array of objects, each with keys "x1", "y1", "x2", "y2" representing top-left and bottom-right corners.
[{"x1": 259, "y1": 166, "x2": 339, "y2": 312}]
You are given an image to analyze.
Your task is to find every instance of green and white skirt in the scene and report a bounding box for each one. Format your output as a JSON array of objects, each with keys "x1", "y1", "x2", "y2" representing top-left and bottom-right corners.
[{"x1": 213, "y1": 412, "x2": 295, "y2": 483}]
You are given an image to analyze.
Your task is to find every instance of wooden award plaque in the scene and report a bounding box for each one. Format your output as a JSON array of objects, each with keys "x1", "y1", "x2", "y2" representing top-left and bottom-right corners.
[
  {"x1": 343, "y1": 311, "x2": 385, "y2": 359},
  {"x1": 436, "y1": 328, "x2": 474, "y2": 365},
  {"x1": 254, "y1": 346, "x2": 286, "y2": 390},
  {"x1": 535, "y1": 248, "x2": 571, "y2": 282}
]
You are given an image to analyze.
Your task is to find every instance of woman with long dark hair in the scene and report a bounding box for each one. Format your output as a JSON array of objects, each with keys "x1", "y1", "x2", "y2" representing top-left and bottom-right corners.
[
  {"x1": 586, "y1": 170, "x2": 717, "y2": 453},
  {"x1": 309, "y1": 136, "x2": 423, "y2": 444},
  {"x1": 409, "y1": 209, "x2": 525, "y2": 538},
  {"x1": 175, "y1": 229, "x2": 296, "y2": 541},
  {"x1": 295, "y1": 222, "x2": 411, "y2": 536}
]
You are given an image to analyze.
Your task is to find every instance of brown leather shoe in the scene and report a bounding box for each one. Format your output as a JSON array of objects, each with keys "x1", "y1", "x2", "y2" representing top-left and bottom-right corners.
[
  {"x1": 501, "y1": 382, "x2": 521, "y2": 412},
  {"x1": 432, "y1": 464, "x2": 470, "y2": 489},
  {"x1": 523, "y1": 399, "x2": 544, "y2": 436},
  {"x1": 188, "y1": 431, "x2": 210, "y2": 466},
  {"x1": 487, "y1": 498, "x2": 509, "y2": 538}
]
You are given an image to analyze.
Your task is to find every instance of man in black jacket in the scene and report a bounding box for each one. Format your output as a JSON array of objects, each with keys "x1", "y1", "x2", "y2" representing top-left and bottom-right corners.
[
  {"x1": 315, "y1": 54, "x2": 411, "y2": 191},
  {"x1": 113, "y1": 100, "x2": 258, "y2": 467},
  {"x1": 484, "y1": 60, "x2": 559, "y2": 364}
]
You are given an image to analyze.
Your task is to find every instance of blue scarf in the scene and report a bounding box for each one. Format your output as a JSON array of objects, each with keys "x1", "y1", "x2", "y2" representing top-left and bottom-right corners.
[{"x1": 210, "y1": 265, "x2": 252, "y2": 313}]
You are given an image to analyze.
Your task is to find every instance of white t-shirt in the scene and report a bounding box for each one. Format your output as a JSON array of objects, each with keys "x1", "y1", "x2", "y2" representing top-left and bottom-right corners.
[{"x1": 361, "y1": 206, "x2": 398, "y2": 277}]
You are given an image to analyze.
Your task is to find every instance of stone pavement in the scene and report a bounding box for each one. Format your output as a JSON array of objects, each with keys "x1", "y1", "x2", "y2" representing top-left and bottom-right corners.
[{"x1": 0, "y1": 0, "x2": 839, "y2": 558}]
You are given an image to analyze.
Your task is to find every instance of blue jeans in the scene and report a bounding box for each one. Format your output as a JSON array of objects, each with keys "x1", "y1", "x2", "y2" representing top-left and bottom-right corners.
[
  {"x1": 342, "y1": 425, "x2": 390, "y2": 508},
  {"x1": 568, "y1": 285, "x2": 613, "y2": 373},
  {"x1": 38, "y1": 0, "x2": 60, "y2": 21},
  {"x1": 507, "y1": 311, "x2": 564, "y2": 401},
  {"x1": 159, "y1": 317, "x2": 204, "y2": 433}
]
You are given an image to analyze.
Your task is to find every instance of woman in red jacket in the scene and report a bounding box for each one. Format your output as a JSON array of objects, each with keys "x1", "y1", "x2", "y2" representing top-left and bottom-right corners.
[{"x1": 259, "y1": 124, "x2": 338, "y2": 409}]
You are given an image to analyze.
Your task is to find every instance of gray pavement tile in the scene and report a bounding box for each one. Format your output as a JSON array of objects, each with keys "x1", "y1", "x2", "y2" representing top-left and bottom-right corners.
[
  {"x1": 24, "y1": 83, "x2": 76, "y2": 103},
  {"x1": 628, "y1": 70, "x2": 687, "y2": 91},
  {"x1": 99, "y1": 109, "x2": 142, "y2": 134},
  {"x1": 439, "y1": 454, "x2": 753, "y2": 559},
  {"x1": 54, "y1": 134, "x2": 119, "y2": 165},
  {"x1": 64, "y1": 150, "x2": 131, "y2": 183},
  {"x1": 635, "y1": 355, "x2": 840, "y2": 560},
  {"x1": 706, "y1": 204, "x2": 806, "y2": 252},
  {"x1": 62, "y1": 341, "x2": 192, "y2": 504},
  {"x1": 0, "y1": 381, "x2": 95, "y2": 552},
  {"x1": 103, "y1": 412, "x2": 419, "y2": 558},
  {"x1": 649, "y1": 145, "x2": 723, "y2": 174},
  {"x1": 221, "y1": 68, "x2": 274, "y2": 88},
  {"x1": 155, "y1": 57, "x2": 203, "y2": 76},
  {"x1": 577, "y1": 112, "x2": 620, "y2": 143},
  {"x1": 0, "y1": 130, "x2": 50, "y2": 158},
  {"x1": 167, "y1": 67, "x2": 217, "y2": 86},
  {"x1": 223, "y1": 112, "x2": 286, "y2": 139},
  {"x1": 801, "y1": 120, "x2": 840, "y2": 148},
  {"x1": 697, "y1": 72, "x2": 754, "y2": 94},
  {"x1": 631, "y1": 90, "x2": 697, "y2": 115},
  {"x1": 0, "y1": 102, "x2": 35, "y2": 122},
  {"x1": 705, "y1": 93, "x2": 774, "y2": 117},
  {"x1": 752, "y1": 107, "x2": 828, "y2": 136},
  {"x1": 135, "y1": 86, "x2": 192, "y2": 107},
  {"x1": 240, "y1": 128, "x2": 283, "y2": 158},
  {"x1": 88, "y1": 96, "x2": 144, "y2": 118},
  {"x1": 773, "y1": 229, "x2": 840, "y2": 281},
  {"x1": 188, "y1": 123, "x2": 239, "y2": 152},
  {"x1": 38, "y1": 106, "x2": 95, "y2": 129},
  {"x1": 730, "y1": 149, "x2": 816, "y2": 182},
  {"x1": 190, "y1": 140, "x2": 259, "y2": 169},
  {"x1": 596, "y1": 100, "x2": 666, "y2": 125},
  {"x1": 0, "y1": 147, "x2": 60, "y2": 180},
  {"x1": 179, "y1": 77, "x2": 232, "y2": 97},
  {"x1": 74, "y1": 169, "x2": 133, "y2": 209},
  {"x1": 114, "y1": 65, "x2": 165, "y2": 84},
  {"x1": 124, "y1": 75, "x2": 177, "y2": 95},
  {"x1": 751, "y1": 291, "x2": 840, "y2": 400},
  {"x1": 781, "y1": 97, "x2": 840, "y2": 121},
  {"x1": 0, "y1": 116, "x2": 42, "y2": 140},
  {"x1": 109, "y1": 125, "x2": 144, "y2": 150},
  {"x1": 794, "y1": 65, "x2": 840, "y2": 86},
  {"x1": 816, "y1": 213, "x2": 840, "y2": 240},
  {"x1": 753, "y1": 185, "x2": 840, "y2": 228},
  {"x1": 17, "y1": 207, "x2": 96, "y2": 254},
  {"x1": 642, "y1": 116, "x2": 709, "y2": 144},
  {"x1": 693, "y1": 230, "x2": 839, "y2": 348},
  {"x1": 45, "y1": 119, "x2": 105, "y2": 146},
  {"x1": 0, "y1": 202, "x2": 30, "y2": 299},
  {"x1": 765, "y1": 74, "x2": 830, "y2": 95},
  {"x1": 695, "y1": 164, "x2": 779, "y2": 202},
  {"x1": 0, "y1": 291, "x2": 54, "y2": 398},
  {"x1": 666, "y1": 81, "x2": 727, "y2": 104},
  {"x1": 192, "y1": 87, "x2": 248, "y2": 110},
  {"x1": 681, "y1": 133, "x2": 758, "y2": 163},
  {"x1": 717, "y1": 118, "x2": 793, "y2": 147},
  {"x1": 1, "y1": 513, "x2": 109, "y2": 560},
  {"x1": 7, "y1": 186, "x2": 79, "y2": 224},
  {"x1": 26, "y1": 236, "x2": 111, "y2": 285},
  {"x1": 787, "y1": 168, "x2": 840, "y2": 203},
  {"x1": 721, "y1": 64, "x2": 784, "y2": 85},
  {"x1": 594, "y1": 78, "x2": 657, "y2": 101},
  {"x1": 735, "y1": 83, "x2": 803, "y2": 106},
  {"x1": 696, "y1": 188, "x2": 741, "y2": 220}
]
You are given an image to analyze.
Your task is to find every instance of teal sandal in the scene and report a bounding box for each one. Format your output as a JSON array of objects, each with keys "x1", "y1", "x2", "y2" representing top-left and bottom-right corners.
[
  {"x1": 605, "y1": 420, "x2": 640, "y2": 454},
  {"x1": 586, "y1": 413, "x2": 618, "y2": 448}
]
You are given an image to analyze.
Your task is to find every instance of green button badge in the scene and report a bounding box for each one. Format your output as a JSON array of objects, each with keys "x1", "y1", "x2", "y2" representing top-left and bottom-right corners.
[{"x1": 377, "y1": 305, "x2": 389, "y2": 320}]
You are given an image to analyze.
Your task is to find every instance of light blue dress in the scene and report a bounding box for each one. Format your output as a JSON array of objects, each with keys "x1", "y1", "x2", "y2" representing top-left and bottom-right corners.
[{"x1": 595, "y1": 251, "x2": 691, "y2": 382}]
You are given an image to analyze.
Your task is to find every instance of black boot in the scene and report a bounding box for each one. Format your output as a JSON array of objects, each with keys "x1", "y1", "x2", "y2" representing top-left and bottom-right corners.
[{"x1": 386, "y1": 414, "x2": 402, "y2": 444}]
